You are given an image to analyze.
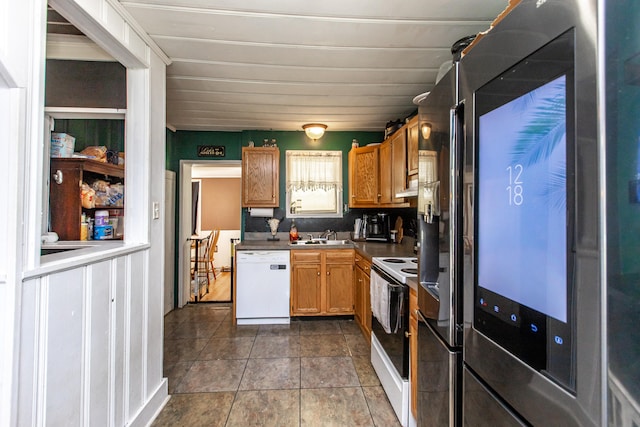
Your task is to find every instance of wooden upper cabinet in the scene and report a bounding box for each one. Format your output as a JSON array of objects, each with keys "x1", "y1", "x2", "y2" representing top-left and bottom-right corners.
[
  {"x1": 391, "y1": 128, "x2": 407, "y2": 202},
  {"x1": 349, "y1": 130, "x2": 411, "y2": 208},
  {"x1": 380, "y1": 129, "x2": 407, "y2": 205},
  {"x1": 407, "y1": 116, "x2": 419, "y2": 177},
  {"x1": 379, "y1": 140, "x2": 392, "y2": 204},
  {"x1": 242, "y1": 147, "x2": 279, "y2": 207},
  {"x1": 349, "y1": 145, "x2": 379, "y2": 207}
]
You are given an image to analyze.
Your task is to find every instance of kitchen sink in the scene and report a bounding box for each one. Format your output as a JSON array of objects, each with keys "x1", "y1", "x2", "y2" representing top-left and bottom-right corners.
[
  {"x1": 321, "y1": 239, "x2": 351, "y2": 245},
  {"x1": 289, "y1": 239, "x2": 351, "y2": 246}
]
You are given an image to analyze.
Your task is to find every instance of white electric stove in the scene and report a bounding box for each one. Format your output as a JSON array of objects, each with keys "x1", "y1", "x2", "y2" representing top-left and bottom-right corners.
[
  {"x1": 370, "y1": 256, "x2": 417, "y2": 427},
  {"x1": 371, "y1": 257, "x2": 418, "y2": 284}
]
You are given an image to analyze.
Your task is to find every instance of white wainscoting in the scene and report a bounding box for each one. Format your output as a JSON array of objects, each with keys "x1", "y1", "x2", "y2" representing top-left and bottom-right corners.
[{"x1": 17, "y1": 249, "x2": 167, "y2": 426}]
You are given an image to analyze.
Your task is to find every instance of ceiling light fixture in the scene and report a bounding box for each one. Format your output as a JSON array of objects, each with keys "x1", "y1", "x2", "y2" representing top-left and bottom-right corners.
[
  {"x1": 302, "y1": 123, "x2": 327, "y2": 141},
  {"x1": 421, "y1": 122, "x2": 432, "y2": 140}
]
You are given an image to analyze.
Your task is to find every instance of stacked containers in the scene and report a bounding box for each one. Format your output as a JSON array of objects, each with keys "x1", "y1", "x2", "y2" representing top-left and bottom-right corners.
[
  {"x1": 93, "y1": 210, "x2": 113, "y2": 239},
  {"x1": 50, "y1": 133, "x2": 75, "y2": 157}
]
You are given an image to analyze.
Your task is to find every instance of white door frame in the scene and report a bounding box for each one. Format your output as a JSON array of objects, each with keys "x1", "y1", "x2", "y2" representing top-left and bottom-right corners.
[
  {"x1": 164, "y1": 170, "x2": 176, "y2": 314},
  {"x1": 177, "y1": 159, "x2": 241, "y2": 307}
]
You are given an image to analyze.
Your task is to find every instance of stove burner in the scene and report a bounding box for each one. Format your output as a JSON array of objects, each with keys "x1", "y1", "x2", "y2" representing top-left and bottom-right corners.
[
  {"x1": 382, "y1": 258, "x2": 406, "y2": 263},
  {"x1": 401, "y1": 268, "x2": 418, "y2": 275}
]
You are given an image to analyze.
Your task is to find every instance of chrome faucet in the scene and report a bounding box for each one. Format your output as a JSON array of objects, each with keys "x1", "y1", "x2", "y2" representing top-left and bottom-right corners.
[
  {"x1": 322, "y1": 230, "x2": 337, "y2": 240},
  {"x1": 307, "y1": 233, "x2": 314, "y2": 241}
]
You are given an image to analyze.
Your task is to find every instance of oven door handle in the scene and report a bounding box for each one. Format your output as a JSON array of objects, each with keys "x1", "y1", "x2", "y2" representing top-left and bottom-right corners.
[{"x1": 387, "y1": 282, "x2": 405, "y2": 291}]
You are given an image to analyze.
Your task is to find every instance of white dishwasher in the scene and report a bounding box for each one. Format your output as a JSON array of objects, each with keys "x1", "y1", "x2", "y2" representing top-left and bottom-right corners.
[{"x1": 236, "y1": 250, "x2": 290, "y2": 325}]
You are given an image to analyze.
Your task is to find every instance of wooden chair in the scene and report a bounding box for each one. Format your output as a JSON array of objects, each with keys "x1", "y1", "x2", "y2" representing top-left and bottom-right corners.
[
  {"x1": 190, "y1": 233, "x2": 211, "y2": 298},
  {"x1": 204, "y1": 229, "x2": 220, "y2": 285},
  {"x1": 190, "y1": 234, "x2": 209, "y2": 280},
  {"x1": 192, "y1": 229, "x2": 220, "y2": 295}
]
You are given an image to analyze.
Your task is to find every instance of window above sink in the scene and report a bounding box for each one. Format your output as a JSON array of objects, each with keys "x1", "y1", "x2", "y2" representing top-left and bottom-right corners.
[{"x1": 286, "y1": 150, "x2": 343, "y2": 218}]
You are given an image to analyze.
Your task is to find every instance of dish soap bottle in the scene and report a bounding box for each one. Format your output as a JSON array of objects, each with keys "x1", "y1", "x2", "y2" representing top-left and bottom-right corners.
[{"x1": 289, "y1": 220, "x2": 298, "y2": 242}]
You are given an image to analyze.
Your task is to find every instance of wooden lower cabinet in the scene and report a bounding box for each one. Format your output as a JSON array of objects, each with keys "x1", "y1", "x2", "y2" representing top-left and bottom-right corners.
[
  {"x1": 353, "y1": 252, "x2": 372, "y2": 339},
  {"x1": 291, "y1": 262, "x2": 321, "y2": 314},
  {"x1": 291, "y1": 249, "x2": 354, "y2": 316},
  {"x1": 409, "y1": 286, "x2": 418, "y2": 419},
  {"x1": 326, "y1": 262, "x2": 354, "y2": 313}
]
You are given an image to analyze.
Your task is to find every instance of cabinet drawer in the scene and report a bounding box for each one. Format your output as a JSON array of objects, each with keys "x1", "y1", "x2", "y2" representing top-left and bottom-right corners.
[
  {"x1": 325, "y1": 249, "x2": 354, "y2": 264},
  {"x1": 291, "y1": 250, "x2": 321, "y2": 263},
  {"x1": 355, "y1": 253, "x2": 371, "y2": 275}
]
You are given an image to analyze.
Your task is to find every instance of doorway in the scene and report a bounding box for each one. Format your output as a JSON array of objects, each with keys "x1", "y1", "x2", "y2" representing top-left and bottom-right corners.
[{"x1": 178, "y1": 160, "x2": 241, "y2": 306}]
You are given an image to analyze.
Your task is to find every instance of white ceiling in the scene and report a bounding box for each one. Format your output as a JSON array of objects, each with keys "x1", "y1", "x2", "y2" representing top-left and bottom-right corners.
[{"x1": 115, "y1": 1, "x2": 509, "y2": 132}]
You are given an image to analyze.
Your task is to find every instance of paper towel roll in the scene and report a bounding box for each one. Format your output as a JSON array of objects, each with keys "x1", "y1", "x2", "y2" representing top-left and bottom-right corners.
[{"x1": 249, "y1": 208, "x2": 274, "y2": 217}]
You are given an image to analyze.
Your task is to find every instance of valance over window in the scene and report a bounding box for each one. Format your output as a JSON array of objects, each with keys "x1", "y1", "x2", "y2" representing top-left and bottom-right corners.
[{"x1": 286, "y1": 150, "x2": 342, "y2": 192}]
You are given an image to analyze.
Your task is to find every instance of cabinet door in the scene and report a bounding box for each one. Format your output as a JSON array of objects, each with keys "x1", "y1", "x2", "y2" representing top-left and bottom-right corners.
[
  {"x1": 379, "y1": 140, "x2": 393, "y2": 204},
  {"x1": 354, "y1": 265, "x2": 365, "y2": 326},
  {"x1": 291, "y1": 263, "x2": 321, "y2": 315},
  {"x1": 407, "y1": 116, "x2": 419, "y2": 177},
  {"x1": 380, "y1": 130, "x2": 407, "y2": 205},
  {"x1": 363, "y1": 270, "x2": 371, "y2": 338},
  {"x1": 349, "y1": 146, "x2": 379, "y2": 207},
  {"x1": 242, "y1": 147, "x2": 279, "y2": 207},
  {"x1": 362, "y1": 274, "x2": 372, "y2": 339},
  {"x1": 325, "y1": 263, "x2": 354, "y2": 314},
  {"x1": 409, "y1": 287, "x2": 418, "y2": 418},
  {"x1": 49, "y1": 165, "x2": 83, "y2": 240},
  {"x1": 391, "y1": 128, "x2": 407, "y2": 202}
]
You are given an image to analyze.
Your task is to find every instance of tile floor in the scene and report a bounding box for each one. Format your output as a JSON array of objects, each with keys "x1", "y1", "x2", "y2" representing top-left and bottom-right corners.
[{"x1": 153, "y1": 304, "x2": 402, "y2": 427}]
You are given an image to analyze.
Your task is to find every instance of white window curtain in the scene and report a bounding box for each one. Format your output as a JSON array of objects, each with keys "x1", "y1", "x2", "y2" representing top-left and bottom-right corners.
[{"x1": 286, "y1": 150, "x2": 342, "y2": 191}]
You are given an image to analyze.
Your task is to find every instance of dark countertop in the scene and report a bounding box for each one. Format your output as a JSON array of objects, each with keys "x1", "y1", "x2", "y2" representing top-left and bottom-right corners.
[
  {"x1": 235, "y1": 238, "x2": 419, "y2": 293},
  {"x1": 236, "y1": 238, "x2": 416, "y2": 260}
]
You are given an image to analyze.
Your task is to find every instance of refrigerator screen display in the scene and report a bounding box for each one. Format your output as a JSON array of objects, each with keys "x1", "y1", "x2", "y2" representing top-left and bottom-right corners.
[
  {"x1": 473, "y1": 30, "x2": 576, "y2": 391},
  {"x1": 478, "y1": 75, "x2": 567, "y2": 322}
]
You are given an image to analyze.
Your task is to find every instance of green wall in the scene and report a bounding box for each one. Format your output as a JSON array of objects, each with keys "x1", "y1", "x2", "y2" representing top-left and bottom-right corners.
[
  {"x1": 166, "y1": 129, "x2": 384, "y2": 210},
  {"x1": 166, "y1": 128, "x2": 384, "y2": 307},
  {"x1": 53, "y1": 119, "x2": 125, "y2": 153}
]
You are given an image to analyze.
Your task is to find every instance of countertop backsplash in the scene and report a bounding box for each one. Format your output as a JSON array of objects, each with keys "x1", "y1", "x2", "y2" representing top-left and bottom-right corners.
[{"x1": 243, "y1": 207, "x2": 418, "y2": 238}]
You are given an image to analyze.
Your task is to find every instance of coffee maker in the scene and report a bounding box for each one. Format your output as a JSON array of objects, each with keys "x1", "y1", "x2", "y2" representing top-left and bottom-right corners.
[{"x1": 364, "y1": 213, "x2": 391, "y2": 242}]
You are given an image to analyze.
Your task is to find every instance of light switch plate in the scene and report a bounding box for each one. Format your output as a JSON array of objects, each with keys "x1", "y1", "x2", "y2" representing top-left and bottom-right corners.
[{"x1": 152, "y1": 202, "x2": 160, "y2": 219}]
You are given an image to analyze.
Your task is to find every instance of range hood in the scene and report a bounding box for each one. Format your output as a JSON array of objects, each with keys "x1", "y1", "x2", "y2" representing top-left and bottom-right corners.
[
  {"x1": 396, "y1": 180, "x2": 418, "y2": 198},
  {"x1": 396, "y1": 188, "x2": 418, "y2": 198}
]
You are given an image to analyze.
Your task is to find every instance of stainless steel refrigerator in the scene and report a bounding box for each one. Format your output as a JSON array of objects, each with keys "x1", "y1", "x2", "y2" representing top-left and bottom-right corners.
[
  {"x1": 604, "y1": 1, "x2": 640, "y2": 426},
  {"x1": 416, "y1": 59, "x2": 465, "y2": 426},
  {"x1": 459, "y1": 0, "x2": 602, "y2": 425}
]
